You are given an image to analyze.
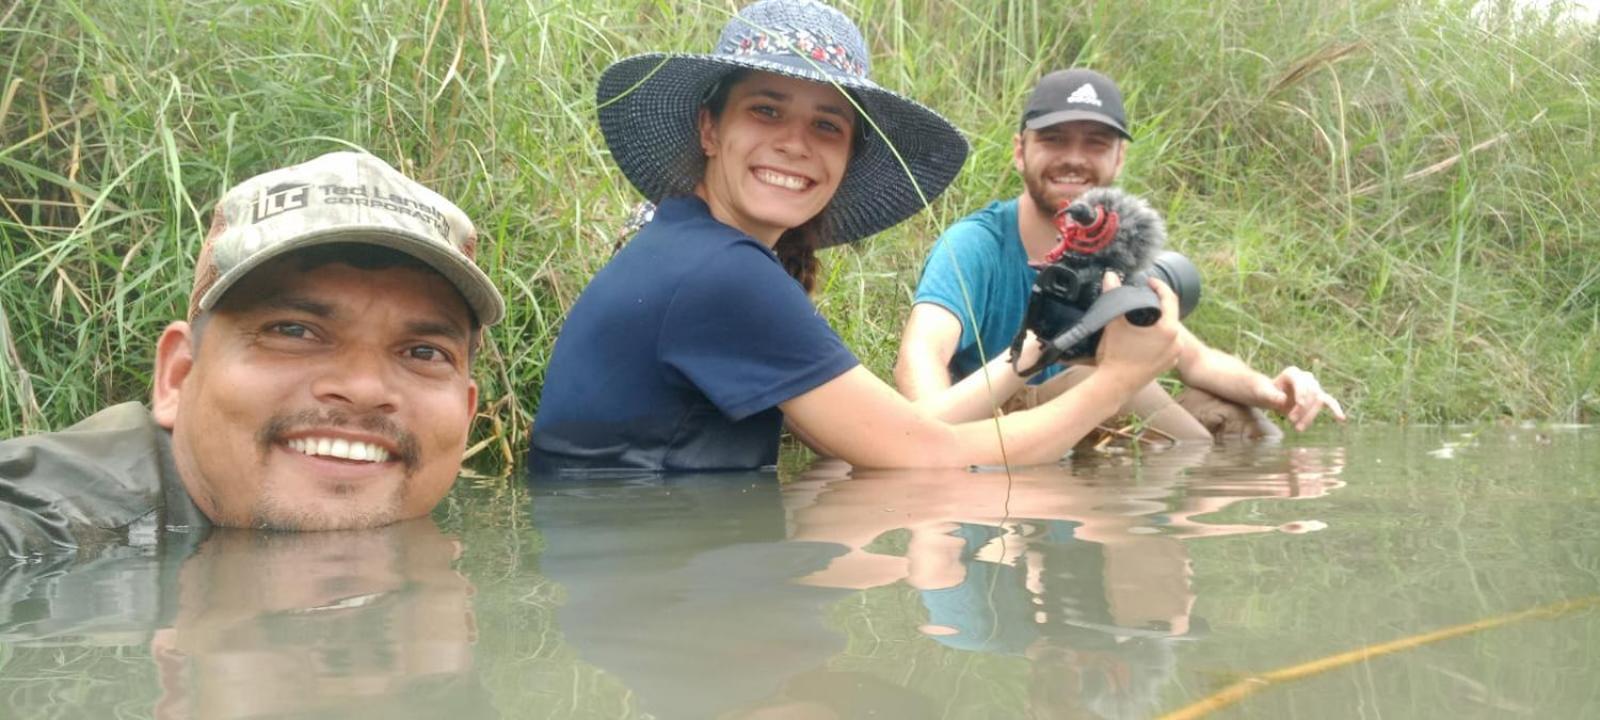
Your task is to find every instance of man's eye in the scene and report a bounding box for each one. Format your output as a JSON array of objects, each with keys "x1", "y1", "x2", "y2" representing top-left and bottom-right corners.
[
  {"x1": 816, "y1": 119, "x2": 844, "y2": 135},
  {"x1": 269, "y1": 323, "x2": 311, "y2": 339},
  {"x1": 407, "y1": 345, "x2": 452, "y2": 363},
  {"x1": 751, "y1": 104, "x2": 779, "y2": 118}
]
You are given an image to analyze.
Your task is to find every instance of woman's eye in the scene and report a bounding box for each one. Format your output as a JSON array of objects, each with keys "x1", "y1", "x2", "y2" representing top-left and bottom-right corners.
[{"x1": 751, "y1": 104, "x2": 779, "y2": 118}]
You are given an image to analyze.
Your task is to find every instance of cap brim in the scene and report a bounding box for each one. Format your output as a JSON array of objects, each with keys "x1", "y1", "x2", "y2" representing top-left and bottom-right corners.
[
  {"x1": 196, "y1": 227, "x2": 505, "y2": 326},
  {"x1": 1023, "y1": 109, "x2": 1132, "y2": 139}
]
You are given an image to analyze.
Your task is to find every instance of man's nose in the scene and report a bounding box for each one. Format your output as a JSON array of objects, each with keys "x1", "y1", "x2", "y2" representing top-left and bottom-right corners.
[
  {"x1": 1056, "y1": 141, "x2": 1089, "y2": 166},
  {"x1": 310, "y1": 347, "x2": 400, "y2": 413}
]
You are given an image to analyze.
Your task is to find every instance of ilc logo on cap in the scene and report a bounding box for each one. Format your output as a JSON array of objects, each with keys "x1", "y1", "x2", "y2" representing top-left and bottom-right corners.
[{"x1": 253, "y1": 183, "x2": 312, "y2": 223}]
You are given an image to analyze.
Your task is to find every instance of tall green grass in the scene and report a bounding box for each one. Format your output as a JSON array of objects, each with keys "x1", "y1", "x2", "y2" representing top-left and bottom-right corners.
[{"x1": 2, "y1": 0, "x2": 1597, "y2": 466}]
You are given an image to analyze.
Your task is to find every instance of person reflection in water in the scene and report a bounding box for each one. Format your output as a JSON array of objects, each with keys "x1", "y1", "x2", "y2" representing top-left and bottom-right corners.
[
  {"x1": 784, "y1": 447, "x2": 1346, "y2": 719},
  {"x1": 0, "y1": 519, "x2": 489, "y2": 719},
  {"x1": 148, "y1": 520, "x2": 488, "y2": 719},
  {"x1": 533, "y1": 473, "x2": 863, "y2": 720}
]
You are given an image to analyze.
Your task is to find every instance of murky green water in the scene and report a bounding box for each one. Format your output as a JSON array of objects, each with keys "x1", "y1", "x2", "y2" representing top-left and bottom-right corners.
[{"x1": 3, "y1": 425, "x2": 1597, "y2": 719}]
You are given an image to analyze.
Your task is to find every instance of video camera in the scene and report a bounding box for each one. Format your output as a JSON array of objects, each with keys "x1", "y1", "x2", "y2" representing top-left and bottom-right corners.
[{"x1": 1009, "y1": 188, "x2": 1202, "y2": 377}]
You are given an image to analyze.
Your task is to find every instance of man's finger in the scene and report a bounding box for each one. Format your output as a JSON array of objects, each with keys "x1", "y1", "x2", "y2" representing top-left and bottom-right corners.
[
  {"x1": 1147, "y1": 276, "x2": 1179, "y2": 320},
  {"x1": 1322, "y1": 393, "x2": 1347, "y2": 422},
  {"x1": 1101, "y1": 271, "x2": 1123, "y2": 292}
]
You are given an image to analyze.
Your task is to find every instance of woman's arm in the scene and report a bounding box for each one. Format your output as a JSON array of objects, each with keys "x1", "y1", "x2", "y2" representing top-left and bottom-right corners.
[
  {"x1": 782, "y1": 275, "x2": 1184, "y2": 468},
  {"x1": 906, "y1": 329, "x2": 1045, "y2": 423}
]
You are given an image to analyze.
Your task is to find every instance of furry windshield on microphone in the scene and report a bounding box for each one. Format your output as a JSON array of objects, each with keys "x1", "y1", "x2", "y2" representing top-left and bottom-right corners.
[{"x1": 1061, "y1": 187, "x2": 1167, "y2": 275}]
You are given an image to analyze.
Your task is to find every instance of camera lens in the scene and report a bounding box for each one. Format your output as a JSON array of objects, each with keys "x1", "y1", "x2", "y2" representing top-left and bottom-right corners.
[{"x1": 1146, "y1": 251, "x2": 1201, "y2": 319}]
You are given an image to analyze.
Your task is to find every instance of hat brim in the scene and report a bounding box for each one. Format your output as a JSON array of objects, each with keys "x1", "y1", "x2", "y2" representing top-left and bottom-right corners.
[
  {"x1": 1022, "y1": 109, "x2": 1132, "y2": 140},
  {"x1": 596, "y1": 52, "x2": 968, "y2": 246},
  {"x1": 196, "y1": 227, "x2": 506, "y2": 327}
]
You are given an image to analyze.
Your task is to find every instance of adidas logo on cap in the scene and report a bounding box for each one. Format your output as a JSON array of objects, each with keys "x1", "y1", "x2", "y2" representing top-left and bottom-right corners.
[{"x1": 1066, "y1": 83, "x2": 1102, "y2": 107}]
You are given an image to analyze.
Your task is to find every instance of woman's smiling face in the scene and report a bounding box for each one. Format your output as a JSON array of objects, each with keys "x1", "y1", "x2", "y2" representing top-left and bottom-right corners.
[{"x1": 696, "y1": 71, "x2": 856, "y2": 245}]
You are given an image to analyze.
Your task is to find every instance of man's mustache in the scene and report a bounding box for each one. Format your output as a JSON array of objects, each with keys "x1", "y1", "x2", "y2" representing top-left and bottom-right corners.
[
  {"x1": 1042, "y1": 160, "x2": 1094, "y2": 180},
  {"x1": 258, "y1": 410, "x2": 422, "y2": 474}
]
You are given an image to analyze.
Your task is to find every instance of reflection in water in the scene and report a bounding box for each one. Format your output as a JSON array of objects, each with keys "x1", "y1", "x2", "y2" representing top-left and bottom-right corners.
[
  {"x1": 29, "y1": 429, "x2": 1600, "y2": 717},
  {"x1": 528, "y1": 446, "x2": 1346, "y2": 719},
  {"x1": 0, "y1": 519, "x2": 491, "y2": 719},
  {"x1": 783, "y1": 445, "x2": 1346, "y2": 719},
  {"x1": 531, "y1": 474, "x2": 934, "y2": 719}
]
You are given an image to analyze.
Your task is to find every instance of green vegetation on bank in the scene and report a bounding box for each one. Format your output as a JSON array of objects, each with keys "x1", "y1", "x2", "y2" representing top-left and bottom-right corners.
[{"x1": 3, "y1": 0, "x2": 1597, "y2": 465}]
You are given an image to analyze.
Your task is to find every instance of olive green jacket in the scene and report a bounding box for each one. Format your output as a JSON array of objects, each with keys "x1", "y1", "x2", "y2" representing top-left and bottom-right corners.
[{"x1": 0, "y1": 402, "x2": 209, "y2": 558}]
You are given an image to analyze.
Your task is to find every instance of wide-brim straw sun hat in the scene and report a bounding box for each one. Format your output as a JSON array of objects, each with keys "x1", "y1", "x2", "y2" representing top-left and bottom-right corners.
[{"x1": 596, "y1": 0, "x2": 969, "y2": 247}]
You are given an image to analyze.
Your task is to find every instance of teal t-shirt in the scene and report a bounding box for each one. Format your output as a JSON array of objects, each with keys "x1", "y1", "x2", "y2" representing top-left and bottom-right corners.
[{"x1": 912, "y1": 199, "x2": 1062, "y2": 384}]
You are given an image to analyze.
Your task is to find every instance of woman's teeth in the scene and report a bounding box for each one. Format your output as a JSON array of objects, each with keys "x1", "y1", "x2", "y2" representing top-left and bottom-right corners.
[{"x1": 755, "y1": 168, "x2": 810, "y2": 191}]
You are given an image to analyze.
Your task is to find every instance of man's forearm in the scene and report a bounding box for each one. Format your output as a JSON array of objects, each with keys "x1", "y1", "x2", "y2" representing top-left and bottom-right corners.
[
  {"x1": 894, "y1": 349, "x2": 954, "y2": 401},
  {"x1": 1175, "y1": 335, "x2": 1274, "y2": 407}
]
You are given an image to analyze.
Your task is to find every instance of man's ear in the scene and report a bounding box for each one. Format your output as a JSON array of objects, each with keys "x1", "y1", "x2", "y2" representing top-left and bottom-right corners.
[
  {"x1": 152, "y1": 321, "x2": 196, "y2": 429},
  {"x1": 1012, "y1": 132, "x2": 1026, "y2": 174},
  {"x1": 698, "y1": 107, "x2": 719, "y2": 158}
]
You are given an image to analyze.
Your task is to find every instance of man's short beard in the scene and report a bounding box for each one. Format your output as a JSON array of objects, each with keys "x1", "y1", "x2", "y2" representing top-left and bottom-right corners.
[
  {"x1": 1022, "y1": 161, "x2": 1096, "y2": 221},
  {"x1": 1024, "y1": 173, "x2": 1060, "y2": 221}
]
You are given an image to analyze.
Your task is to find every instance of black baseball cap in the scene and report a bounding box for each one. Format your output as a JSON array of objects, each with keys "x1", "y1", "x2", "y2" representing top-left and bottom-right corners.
[{"x1": 1020, "y1": 68, "x2": 1131, "y2": 140}]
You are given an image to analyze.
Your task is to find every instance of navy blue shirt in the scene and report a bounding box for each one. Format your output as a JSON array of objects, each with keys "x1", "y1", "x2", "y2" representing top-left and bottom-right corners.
[{"x1": 530, "y1": 197, "x2": 860, "y2": 472}]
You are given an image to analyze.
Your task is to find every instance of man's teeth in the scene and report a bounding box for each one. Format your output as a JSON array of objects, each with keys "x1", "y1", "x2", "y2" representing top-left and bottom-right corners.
[
  {"x1": 755, "y1": 168, "x2": 810, "y2": 191},
  {"x1": 286, "y1": 437, "x2": 391, "y2": 463}
]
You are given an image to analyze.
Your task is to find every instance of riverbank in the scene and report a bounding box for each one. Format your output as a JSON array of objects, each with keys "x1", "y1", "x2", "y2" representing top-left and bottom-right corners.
[{"x1": 3, "y1": 0, "x2": 1596, "y2": 466}]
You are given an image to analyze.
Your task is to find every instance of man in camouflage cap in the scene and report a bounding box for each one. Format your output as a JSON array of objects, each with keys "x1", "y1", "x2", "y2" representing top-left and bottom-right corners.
[{"x1": 0, "y1": 151, "x2": 505, "y2": 555}]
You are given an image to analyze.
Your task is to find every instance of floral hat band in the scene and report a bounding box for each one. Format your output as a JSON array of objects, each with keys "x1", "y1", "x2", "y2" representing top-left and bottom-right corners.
[{"x1": 718, "y1": 25, "x2": 869, "y2": 79}]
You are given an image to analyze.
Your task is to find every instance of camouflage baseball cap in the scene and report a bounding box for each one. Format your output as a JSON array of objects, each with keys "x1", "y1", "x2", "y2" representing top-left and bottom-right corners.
[{"x1": 189, "y1": 151, "x2": 504, "y2": 326}]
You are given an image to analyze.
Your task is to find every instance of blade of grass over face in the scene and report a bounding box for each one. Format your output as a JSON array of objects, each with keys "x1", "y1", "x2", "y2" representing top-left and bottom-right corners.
[{"x1": 1, "y1": 0, "x2": 1597, "y2": 469}]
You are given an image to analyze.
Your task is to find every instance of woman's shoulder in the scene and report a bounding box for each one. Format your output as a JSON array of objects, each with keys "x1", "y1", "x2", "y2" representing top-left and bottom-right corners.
[
  {"x1": 632, "y1": 196, "x2": 781, "y2": 265},
  {"x1": 648, "y1": 197, "x2": 761, "y2": 240}
]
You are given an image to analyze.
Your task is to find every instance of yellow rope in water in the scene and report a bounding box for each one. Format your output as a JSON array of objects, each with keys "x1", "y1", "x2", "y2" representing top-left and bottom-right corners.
[{"x1": 1157, "y1": 595, "x2": 1600, "y2": 720}]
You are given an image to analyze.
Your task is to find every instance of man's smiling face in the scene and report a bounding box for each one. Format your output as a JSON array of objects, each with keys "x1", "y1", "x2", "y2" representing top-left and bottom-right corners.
[
  {"x1": 1015, "y1": 119, "x2": 1126, "y2": 218},
  {"x1": 153, "y1": 246, "x2": 479, "y2": 531}
]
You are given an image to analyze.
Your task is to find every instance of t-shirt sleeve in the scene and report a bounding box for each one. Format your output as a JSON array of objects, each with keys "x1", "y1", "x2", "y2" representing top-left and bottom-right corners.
[
  {"x1": 912, "y1": 220, "x2": 999, "y2": 351},
  {"x1": 658, "y1": 245, "x2": 860, "y2": 421}
]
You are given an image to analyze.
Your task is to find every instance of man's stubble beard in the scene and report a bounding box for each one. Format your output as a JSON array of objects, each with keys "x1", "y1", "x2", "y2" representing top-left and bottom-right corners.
[{"x1": 249, "y1": 480, "x2": 410, "y2": 531}]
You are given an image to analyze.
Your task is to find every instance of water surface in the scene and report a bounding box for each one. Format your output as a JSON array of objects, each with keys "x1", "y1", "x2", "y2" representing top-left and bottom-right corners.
[{"x1": 3, "y1": 425, "x2": 1596, "y2": 718}]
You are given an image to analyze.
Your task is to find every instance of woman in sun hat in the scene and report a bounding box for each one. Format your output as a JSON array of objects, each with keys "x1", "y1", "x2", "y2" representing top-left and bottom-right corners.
[{"x1": 529, "y1": 0, "x2": 1185, "y2": 472}]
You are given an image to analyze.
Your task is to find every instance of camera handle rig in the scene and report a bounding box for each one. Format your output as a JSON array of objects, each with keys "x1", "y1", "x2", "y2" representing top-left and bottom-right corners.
[{"x1": 1009, "y1": 279, "x2": 1163, "y2": 377}]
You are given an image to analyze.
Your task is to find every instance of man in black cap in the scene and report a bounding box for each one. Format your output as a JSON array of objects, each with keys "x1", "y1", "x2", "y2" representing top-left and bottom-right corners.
[{"x1": 895, "y1": 69, "x2": 1344, "y2": 441}]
